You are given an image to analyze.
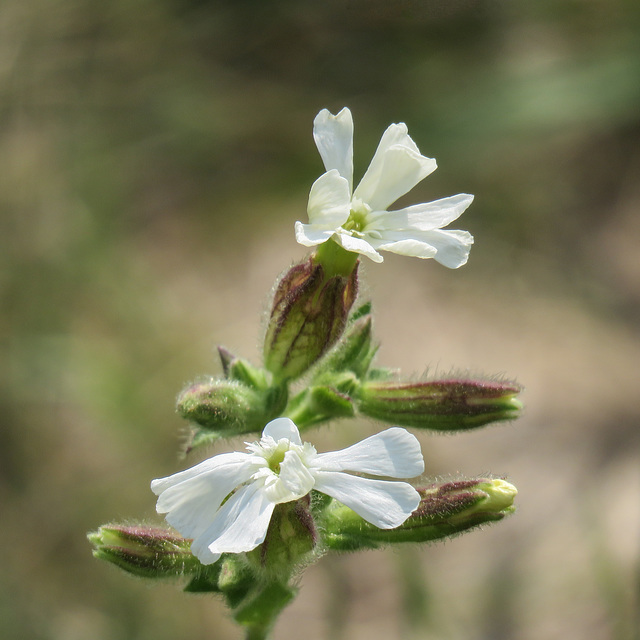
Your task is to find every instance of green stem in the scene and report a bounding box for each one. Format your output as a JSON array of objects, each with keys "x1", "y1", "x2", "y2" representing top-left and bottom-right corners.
[
  {"x1": 282, "y1": 389, "x2": 315, "y2": 428},
  {"x1": 234, "y1": 580, "x2": 296, "y2": 640},
  {"x1": 245, "y1": 625, "x2": 270, "y2": 640},
  {"x1": 315, "y1": 240, "x2": 358, "y2": 278},
  {"x1": 282, "y1": 389, "x2": 328, "y2": 431}
]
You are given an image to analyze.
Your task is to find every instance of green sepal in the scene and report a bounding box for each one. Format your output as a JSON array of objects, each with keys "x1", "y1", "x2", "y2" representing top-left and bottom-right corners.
[
  {"x1": 354, "y1": 378, "x2": 523, "y2": 432},
  {"x1": 185, "y1": 429, "x2": 223, "y2": 454},
  {"x1": 284, "y1": 383, "x2": 355, "y2": 431},
  {"x1": 184, "y1": 573, "x2": 221, "y2": 593},
  {"x1": 365, "y1": 367, "x2": 395, "y2": 381},
  {"x1": 217, "y1": 556, "x2": 257, "y2": 608},
  {"x1": 312, "y1": 302, "x2": 377, "y2": 384},
  {"x1": 349, "y1": 301, "x2": 371, "y2": 322},
  {"x1": 233, "y1": 580, "x2": 297, "y2": 632},
  {"x1": 178, "y1": 375, "x2": 288, "y2": 452},
  {"x1": 88, "y1": 524, "x2": 202, "y2": 579},
  {"x1": 218, "y1": 348, "x2": 271, "y2": 391},
  {"x1": 246, "y1": 499, "x2": 317, "y2": 579},
  {"x1": 309, "y1": 386, "x2": 355, "y2": 418},
  {"x1": 263, "y1": 257, "x2": 359, "y2": 381}
]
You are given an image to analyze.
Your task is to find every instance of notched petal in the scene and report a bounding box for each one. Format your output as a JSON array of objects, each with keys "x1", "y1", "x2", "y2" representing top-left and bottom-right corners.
[
  {"x1": 314, "y1": 471, "x2": 421, "y2": 529},
  {"x1": 313, "y1": 108, "x2": 354, "y2": 189},
  {"x1": 355, "y1": 146, "x2": 437, "y2": 212},
  {"x1": 263, "y1": 417, "x2": 303, "y2": 444},
  {"x1": 314, "y1": 427, "x2": 424, "y2": 478}
]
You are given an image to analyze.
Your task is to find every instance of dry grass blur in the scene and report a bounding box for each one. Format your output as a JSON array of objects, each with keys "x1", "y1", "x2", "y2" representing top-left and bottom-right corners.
[{"x1": 1, "y1": 1, "x2": 639, "y2": 639}]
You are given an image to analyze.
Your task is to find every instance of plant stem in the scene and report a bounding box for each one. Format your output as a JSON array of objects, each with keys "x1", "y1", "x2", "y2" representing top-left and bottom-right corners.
[
  {"x1": 234, "y1": 579, "x2": 296, "y2": 640},
  {"x1": 245, "y1": 625, "x2": 270, "y2": 640},
  {"x1": 315, "y1": 239, "x2": 358, "y2": 278}
]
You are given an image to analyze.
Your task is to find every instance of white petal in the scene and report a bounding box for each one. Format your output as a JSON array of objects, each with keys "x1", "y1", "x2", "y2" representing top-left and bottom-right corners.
[
  {"x1": 409, "y1": 229, "x2": 474, "y2": 269},
  {"x1": 306, "y1": 169, "x2": 352, "y2": 228},
  {"x1": 313, "y1": 471, "x2": 421, "y2": 529},
  {"x1": 191, "y1": 482, "x2": 275, "y2": 561},
  {"x1": 151, "y1": 451, "x2": 250, "y2": 496},
  {"x1": 307, "y1": 169, "x2": 351, "y2": 229},
  {"x1": 367, "y1": 193, "x2": 474, "y2": 232},
  {"x1": 355, "y1": 123, "x2": 437, "y2": 210},
  {"x1": 313, "y1": 427, "x2": 424, "y2": 478},
  {"x1": 313, "y1": 108, "x2": 354, "y2": 189},
  {"x1": 371, "y1": 237, "x2": 438, "y2": 260},
  {"x1": 373, "y1": 228, "x2": 474, "y2": 268},
  {"x1": 334, "y1": 231, "x2": 384, "y2": 263},
  {"x1": 193, "y1": 546, "x2": 221, "y2": 565},
  {"x1": 295, "y1": 221, "x2": 335, "y2": 247},
  {"x1": 152, "y1": 453, "x2": 256, "y2": 540},
  {"x1": 263, "y1": 417, "x2": 303, "y2": 444}
]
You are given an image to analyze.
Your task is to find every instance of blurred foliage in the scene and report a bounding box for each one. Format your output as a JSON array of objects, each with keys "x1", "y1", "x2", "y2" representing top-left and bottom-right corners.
[{"x1": 1, "y1": 0, "x2": 640, "y2": 639}]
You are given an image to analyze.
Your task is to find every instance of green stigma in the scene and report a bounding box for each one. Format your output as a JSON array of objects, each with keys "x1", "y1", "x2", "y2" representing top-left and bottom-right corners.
[{"x1": 267, "y1": 446, "x2": 287, "y2": 473}]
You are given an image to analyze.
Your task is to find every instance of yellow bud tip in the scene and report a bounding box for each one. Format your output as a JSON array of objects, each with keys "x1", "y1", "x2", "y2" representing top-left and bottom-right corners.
[{"x1": 478, "y1": 479, "x2": 518, "y2": 511}]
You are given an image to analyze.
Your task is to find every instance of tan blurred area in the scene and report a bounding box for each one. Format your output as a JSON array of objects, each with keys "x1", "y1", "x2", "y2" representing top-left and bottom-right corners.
[{"x1": 1, "y1": 1, "x2": 639, "y2": 639}]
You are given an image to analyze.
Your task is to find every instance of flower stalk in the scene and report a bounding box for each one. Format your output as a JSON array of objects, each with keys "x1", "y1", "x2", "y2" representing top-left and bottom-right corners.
[{"x1": 88, "y1": 106, "x2": 522, "y2": 640}]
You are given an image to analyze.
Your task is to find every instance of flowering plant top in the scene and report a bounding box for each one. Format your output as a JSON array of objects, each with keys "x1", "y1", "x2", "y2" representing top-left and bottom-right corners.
[
  {"x1": 296, "y1": 107, "x2": 474, "y2": 267},
  {"x1": 89, "y1": 105, "x2": 520, "y2": 640},
  {"x1": 151, "y1": 418, "x2": 424, "y2": 565}
]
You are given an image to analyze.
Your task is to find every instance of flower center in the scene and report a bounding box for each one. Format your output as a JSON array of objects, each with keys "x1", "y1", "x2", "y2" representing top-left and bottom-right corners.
[
  {"x1": 342, "y1": 199, "x2": 371, "y2": 236},
  {"x1": 267, "y1": 447, "x2": 287, "y2": 473},
  {"x1": 249, "y1": 437, "x2": 318, "y2": 504}
]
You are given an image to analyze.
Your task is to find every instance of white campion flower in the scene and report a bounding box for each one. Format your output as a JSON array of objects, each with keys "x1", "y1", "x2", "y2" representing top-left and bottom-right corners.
[
  {"x1": 295, "y1": 107, "x2": 474, "y2": 267},
  {"x1": 151, "y1": 418, "x2": 424, "y2": 565}
]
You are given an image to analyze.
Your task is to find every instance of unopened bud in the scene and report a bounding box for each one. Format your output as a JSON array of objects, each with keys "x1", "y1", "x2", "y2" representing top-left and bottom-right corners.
[
  {"x1": 308, "y1": 385, "x2": 355, "y2": 418},
  {"x1": 218, "y1": 348, "x2": 270, "y2": 389},
  {"x1": 88, "y1": 524, "x2": 201, "y2": 578},
  {"x1": 323, "y1": 478, "x2": 516, "y2": 551},
  {"x1": 313, "y1": 302, "x2": 377, "y2": 384},
  {"x1": 355, "y1": 378, "x2": 522, "y2": 431},
  {"x1": 248, "y1": 497, "x2": 318, "y2": 575},
  {"x1": 263, "y1": 257, "x2": 358, "y2": 381},
  {"x1": 177, "y1": 378, "x2": 287, "y2": 437}
]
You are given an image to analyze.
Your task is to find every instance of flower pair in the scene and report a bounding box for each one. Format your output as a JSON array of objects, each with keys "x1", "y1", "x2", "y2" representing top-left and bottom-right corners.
[
  {"x1": 151, "y1": 110, "x2": 478, "y2": 565},
  {"x1": 152, "y1": 418, "x2": 424, "y2": 564}
]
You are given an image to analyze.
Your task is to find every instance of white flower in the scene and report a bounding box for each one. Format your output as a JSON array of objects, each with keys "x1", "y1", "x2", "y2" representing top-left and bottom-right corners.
[
  {"x1": 151, "y1": 418, "x2": 424, "y2": 565},
  {"x1": 295, "y1": 107, "x2": 474, "y2": 267}
]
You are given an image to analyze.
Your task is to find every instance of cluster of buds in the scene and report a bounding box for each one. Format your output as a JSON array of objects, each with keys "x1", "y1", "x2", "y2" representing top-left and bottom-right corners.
[
  {"x1": 172, "y1": 249, "x2": 522, "y2": 452},
  {"x1": 281, "y1": 298, "x2": 522, "y2": 433},
  {"x1": 175, "y1": 253, "x2": 360, "y2": 451}
]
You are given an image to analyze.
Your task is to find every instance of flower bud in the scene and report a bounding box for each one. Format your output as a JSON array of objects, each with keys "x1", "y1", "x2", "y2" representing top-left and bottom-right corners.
[
  {"x1": 88, "y1": 524, "x2": 201, "y2": 578},
  {"x1": 248, "y1": 497, "x2": 318, "y2": 576},
  {"x1": 313, "y1": 302, "x2": 377, "y2": 384},
  {"x1": 322, "y1": 478, "x2": 517, "y2": 551},
  {"x1": 218, "y1": 348, "x2": 269, "y2": 389},
  {"x1": 214, "y1": 555, "x2": 255, "y2": 604},
  {"x1": 177, "y1": 378, "x2": 287, "y2": 438},
  {"x1": 355, "y1": 378, "x2": 522, "y2": 431},
  {"x1": 263, "y1": 257, "x2": 358, "y2": 381},
  {"x1": 309, "y1": 385, "x2": 355, "y2": 419}
]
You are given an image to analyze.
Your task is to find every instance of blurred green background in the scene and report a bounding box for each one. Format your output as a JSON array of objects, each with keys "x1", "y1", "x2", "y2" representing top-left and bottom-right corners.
[{"x1": 2, "y1": 0, "x2": 639, "y2": 639}]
